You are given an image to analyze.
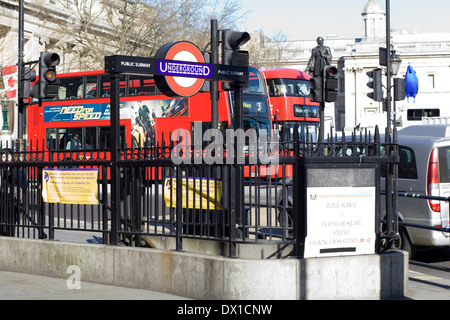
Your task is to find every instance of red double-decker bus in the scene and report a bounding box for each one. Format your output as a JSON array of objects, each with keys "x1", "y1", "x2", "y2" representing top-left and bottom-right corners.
[
  {"x1": 263, "y1": 68, "x2": 320, "y2": 143},
  {"x1": 26, "y1": 65, "x2": 274, "y2": 175}
]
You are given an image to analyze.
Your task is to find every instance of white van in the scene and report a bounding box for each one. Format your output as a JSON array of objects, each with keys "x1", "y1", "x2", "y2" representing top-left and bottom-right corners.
[{"x1": 395, "y1": 125, "x2": 450, "y2": 257}]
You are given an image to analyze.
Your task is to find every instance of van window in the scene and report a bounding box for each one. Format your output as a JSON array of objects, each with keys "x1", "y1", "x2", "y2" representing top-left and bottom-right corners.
[
  {"x1": 438, "y1": 147, "x2": 450, "y2": 183},
  {"x1": 398, "y1": 146, "x2": 418, "y2": 179}
]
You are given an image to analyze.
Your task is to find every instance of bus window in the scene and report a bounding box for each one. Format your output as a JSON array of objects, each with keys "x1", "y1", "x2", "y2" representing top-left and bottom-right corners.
[
  {"x1": 245, "y1": 67, "x2": 266, "y2": 95},
  {"x1": 58, "y1": 129, "x2": 69, "y2": 149},
  {"x1": 85, "y1": 75, "x2": 98, "y2": 99},
  {"x1": 128, "y1": 75, "x2": 142, "y2": 96},
  {"x1": 284, "y1": 79, "x2": 296, "y2": 96},
  {"x1": 46, "y1": 126, "x2": 125, "y2": 150},
  {"x1": 100, "y1": 75, "x2": 126, "y2": 97},
  {"x1": 266, "y1": 78, "x2": 286, "y2": 97},
  {"x1": 45, "y1": 128, "x2": 80, "y2": 150},
  {"x1": 266, "y1": 78, "x2": 310, "y2": 97},
  {"x1": 296, "y1": 80, "x2": 310, "y2": 97},
  {"x1": 60, "y1": 128, "x2": 82, "y2": 150},
  {"x1": 143, "y1": 78, "x2": 158, "y2": 95},
  {"x1": 58, "y1": 76, "x2": 84, "y2": 100},
  {"x1": 46, "y1": 128, "x2": 58, "y2": 149},
  {"x1": 84, "y1": 127, "x2": 97, "y2": 149},
  {"x1": 99, "y1": 126, "x2": 126, "y2": 148}
]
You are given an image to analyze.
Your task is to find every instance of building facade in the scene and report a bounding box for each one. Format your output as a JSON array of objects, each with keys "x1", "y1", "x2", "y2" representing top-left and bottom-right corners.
[
  {"x1": 0, "y1": 0, "x2": 98, "y2": 140},
  {"x1": 270, "y1": 0, "x2": 450, "y2": 132},
  {"x1": 0, "y1": 0, "x2": 132, "y2": 140}
]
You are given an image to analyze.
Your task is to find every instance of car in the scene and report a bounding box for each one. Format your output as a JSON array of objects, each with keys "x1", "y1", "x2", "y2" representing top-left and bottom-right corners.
[{"x1": 392, "y1": 125, "x2": 450, "y2": 257}]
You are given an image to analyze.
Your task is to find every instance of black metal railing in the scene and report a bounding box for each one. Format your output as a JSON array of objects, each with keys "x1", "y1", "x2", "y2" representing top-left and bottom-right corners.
[{"x1": 0, "y1": 125, "x2": 398, "y2": 258}]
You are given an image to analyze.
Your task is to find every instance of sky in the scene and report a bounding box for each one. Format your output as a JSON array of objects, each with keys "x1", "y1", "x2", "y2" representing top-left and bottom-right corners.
[{"x1": 239, "y1": 0, "x2": 450, "y2": 40}]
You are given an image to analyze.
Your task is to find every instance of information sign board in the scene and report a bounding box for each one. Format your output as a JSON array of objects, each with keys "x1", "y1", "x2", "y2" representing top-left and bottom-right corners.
[
  {"x1": 304, "y1": 186, "x2": 376, "y2": 258},
  {"x1": 42, "y1": 168, "x2": 99, "y2": 205}
]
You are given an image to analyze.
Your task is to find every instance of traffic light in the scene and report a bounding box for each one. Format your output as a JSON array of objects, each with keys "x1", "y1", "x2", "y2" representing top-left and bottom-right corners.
[
  {"x1": 323, "y1": 66, "x2": 338, "y2": 102},
  {"x1": 394, "y1": 77, "x2": 406, "y2": 101},
  {"x1": 39, "y1": 51, "x2": 60, "y2": 99},
  {"x1": 221, "y1": 30, "x2": 250, "y2": 66},
  {"x1": 366, "y1": 68, "x2": 383, "y2": 102},
  {"x1": 308, "y1": 75, "x2": 322, "y2": 102},
  {"x1": 19, "y1": 67, "x2": 37, "y2": 99}
]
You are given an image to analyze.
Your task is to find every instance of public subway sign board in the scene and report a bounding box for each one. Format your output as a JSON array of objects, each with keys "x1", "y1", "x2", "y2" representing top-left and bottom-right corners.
[
  {"x1": 104, "y1": 41, "x2": 248, "y2": 98},
  {"x1": 157, "y1": 60, "x2": 212, "y2": 79},
  {"x1": 154, "y1": 41, "x2": 211, "y2": 97},
  {"x1": 104, "y1": 56, "x2": 248, "y2": 83},
  {"x1": 304, "y1": 186, "x2": 376, "y2": 258}
]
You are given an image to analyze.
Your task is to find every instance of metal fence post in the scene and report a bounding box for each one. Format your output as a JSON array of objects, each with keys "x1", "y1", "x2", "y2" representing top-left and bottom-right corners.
[
  {"x1": 175, "y1": 164, "x2": 183, "y2": 251},
  {"x1": 109, "y1": 73, "x2": 121, "y2": 245},
  {"x1": 293, "y1": 157, "x2": 306, "y2": 258}
]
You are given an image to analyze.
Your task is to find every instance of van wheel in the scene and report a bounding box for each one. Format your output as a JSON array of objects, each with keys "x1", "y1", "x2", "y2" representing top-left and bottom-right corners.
[{"x1": 396, "y1": 227, "x2": 416, "y2": 259}]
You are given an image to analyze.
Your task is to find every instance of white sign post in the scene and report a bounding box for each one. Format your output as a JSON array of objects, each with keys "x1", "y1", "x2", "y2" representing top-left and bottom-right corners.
[{"x1": 304, "y1": 186, "x2": 376, "y2": 258}]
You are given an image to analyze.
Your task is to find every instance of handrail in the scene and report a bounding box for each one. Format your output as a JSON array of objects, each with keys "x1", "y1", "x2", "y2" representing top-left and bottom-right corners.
[{"x1": 381, "y1": 191, "x2": 450, "y2": 233}]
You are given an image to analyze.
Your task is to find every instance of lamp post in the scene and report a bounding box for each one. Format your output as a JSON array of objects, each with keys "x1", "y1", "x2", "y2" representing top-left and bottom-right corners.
[
  {"x1": 390, "y1": 50, "x2": 402, "y2": 77},
  {"x1": 384, "y1": 0, "x2": 400, "y2": 251},
  {"x1": 390, "y1": 50, "x2": 402, "y2": 131},
  {"x1": 385, "y1": 0, "x2": 392, "y2": 133},
  {"x1": 1, "y1": 95, "x2": 10, "y2": 131},
  {"x1": 17, "y1": 0, "x2": 24, "y2": 139}
]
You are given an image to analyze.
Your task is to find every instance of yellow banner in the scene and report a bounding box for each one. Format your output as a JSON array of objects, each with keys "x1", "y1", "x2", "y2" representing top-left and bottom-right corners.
[
  {"x1": 42, "y1": 168, "x2": 99, "y2": 205},
  {"x1": 164, "y1": 176, "x2": 222, "y2": 210}
]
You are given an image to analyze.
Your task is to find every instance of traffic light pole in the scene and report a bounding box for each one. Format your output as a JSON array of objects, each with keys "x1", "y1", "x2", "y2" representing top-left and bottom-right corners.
[
  {"x1": 17, "y1": 0, "x2": 25, "y2": 139},
  {"x1": 230, "y1": 81, "x2": 245, "y2": 257},
  {"x1": 210, "y1": 19, "x2": 219, "y2": 130},
  {"x1": 319, "y1": 101, "x2": 325, "y2": 142},
  {"x1": 384, "y1": 0, "x2": 398, "y2": 250},
  {"x1": 385, "y1": 0, "x2": 392, "y2": 134}
]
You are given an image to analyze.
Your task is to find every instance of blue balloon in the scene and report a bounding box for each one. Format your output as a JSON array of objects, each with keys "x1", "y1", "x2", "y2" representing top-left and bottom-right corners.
[{"x1": 405, "y1": 64, "x2": 419, "y2": 103}]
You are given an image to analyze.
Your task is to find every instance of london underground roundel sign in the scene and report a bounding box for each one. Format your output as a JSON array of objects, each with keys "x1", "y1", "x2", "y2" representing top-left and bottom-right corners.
[{"x1": 154, "y1": 41, "x2": 212, "y2": 98}]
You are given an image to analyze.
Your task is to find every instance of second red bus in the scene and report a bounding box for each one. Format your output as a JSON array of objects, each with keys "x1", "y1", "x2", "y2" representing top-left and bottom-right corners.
[{"x1": 263, "y1": 68, "x2": 320, "y2": 143}]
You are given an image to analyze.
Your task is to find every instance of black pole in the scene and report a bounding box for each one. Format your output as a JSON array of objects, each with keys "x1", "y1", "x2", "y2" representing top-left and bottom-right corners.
[
  {"x1": 385, "y1": 0, "x2": 397, "y2": 249},
  {"x1": 210, "y1": 19, "x2": 219, "y2": 129},
  {"x1": 231, "y1": 83, "x2": 245, "y2": 257},
  {"x1": 386, "y1": 0, "x2": 391, "y2": 133},
  {"x1": 109, "y1": 73, "x2": 121, "y2": 245},
  {"x1": 17, "y1": 0, "x2": 24, "y2": 139},
  {"x1": 318, "y1": 55, "x2": 325, "y2": 142},
  {"x1": 319, "y1": 102, "x2": 325, "y2": 142}
]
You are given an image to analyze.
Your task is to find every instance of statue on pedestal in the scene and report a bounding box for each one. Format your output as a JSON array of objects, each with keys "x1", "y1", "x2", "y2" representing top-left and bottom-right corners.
[{"x1": 305, "y1": 37, "x2": 332, "y2": 76}]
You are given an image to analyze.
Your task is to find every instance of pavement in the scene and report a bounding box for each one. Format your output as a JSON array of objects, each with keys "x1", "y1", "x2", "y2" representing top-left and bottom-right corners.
[
  {"x1": 0, "y1": 268, "x2": 448, "y2": 300},
  {"x1": 0, "y1": 269, "x2": 190, "y2": 300},
  {"x1": 405, "y1": 267, "x2": 450, "y2": 300},
  {"x1": 1, "y1": 231, "x2": 448, "y2": 300}
]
